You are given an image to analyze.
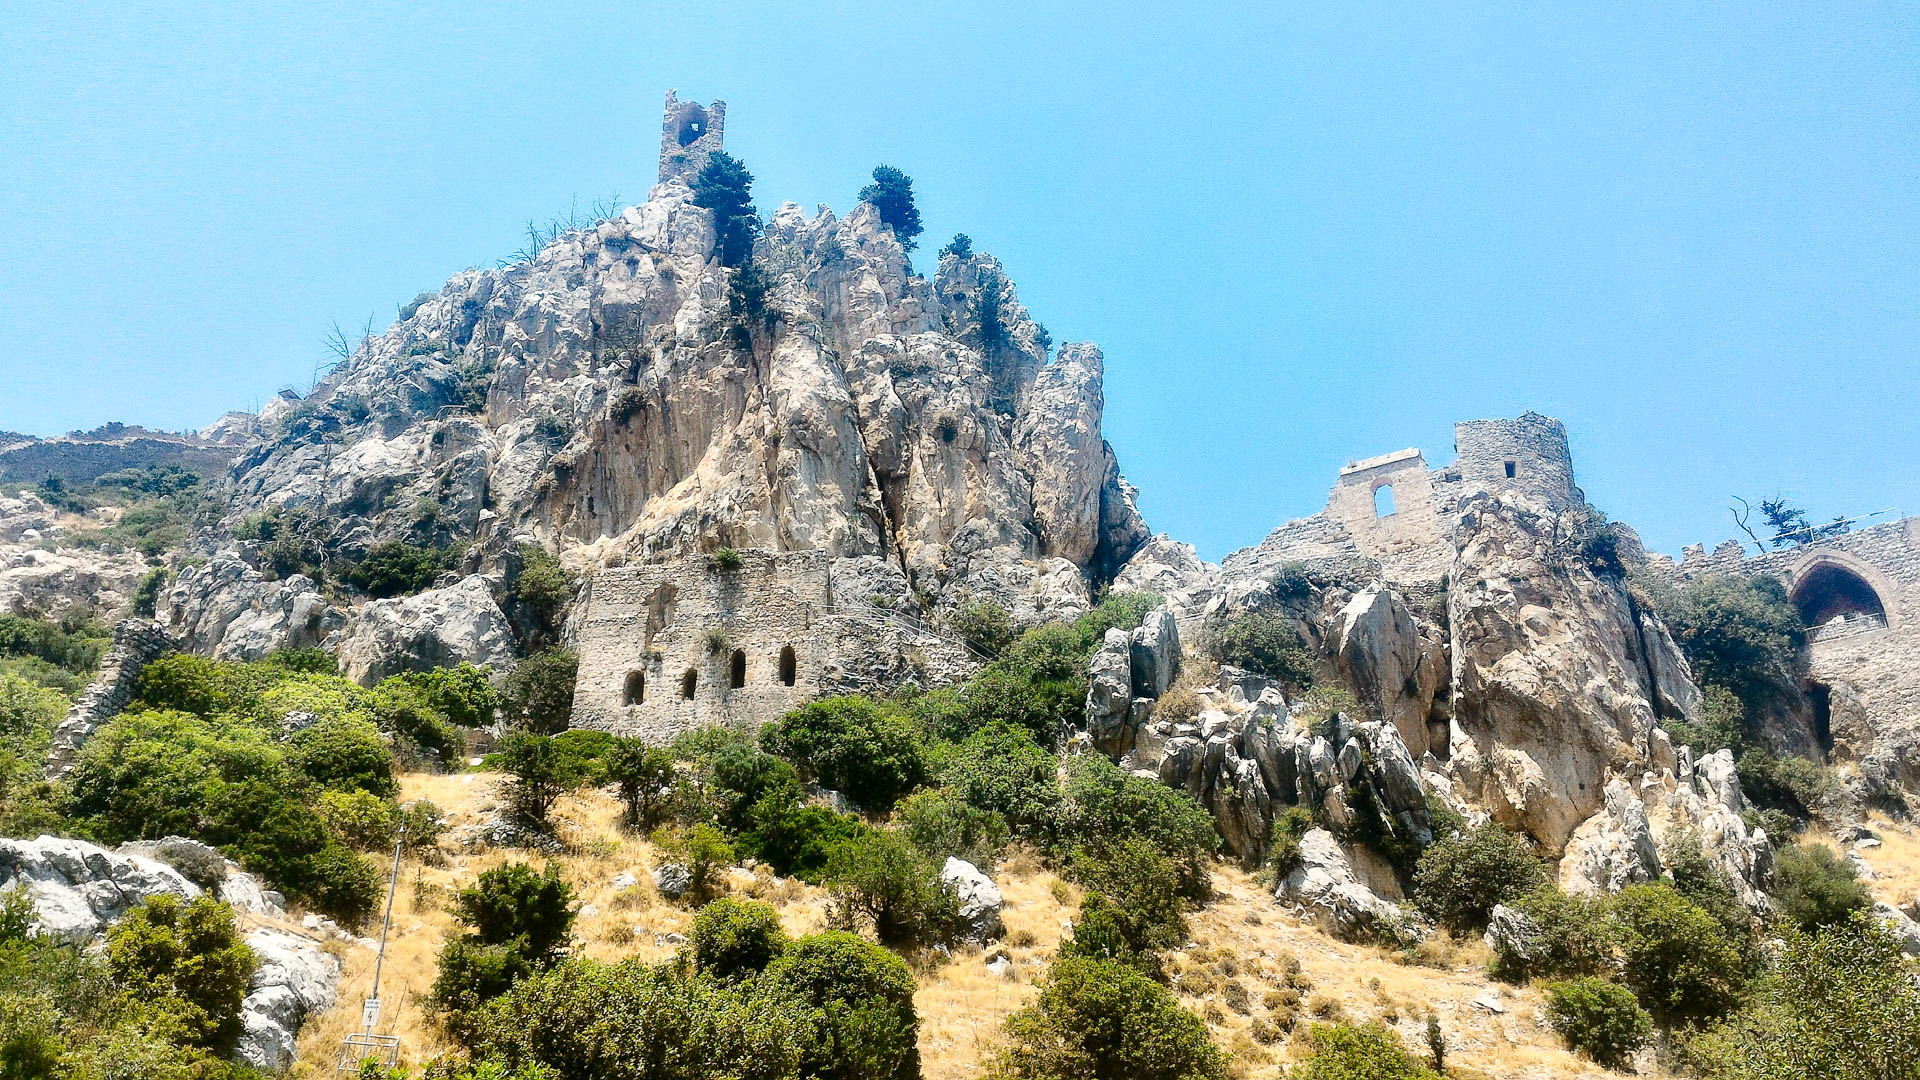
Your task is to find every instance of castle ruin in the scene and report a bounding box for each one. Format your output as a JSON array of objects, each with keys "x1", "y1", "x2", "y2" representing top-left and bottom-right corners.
[{"x1": 658, "y1": 90, "x2": 726, "y2": 184}]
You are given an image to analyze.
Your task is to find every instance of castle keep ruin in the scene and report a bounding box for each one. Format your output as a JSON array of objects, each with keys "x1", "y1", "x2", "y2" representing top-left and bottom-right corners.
[{"x1": 658, "y1": 90, "x2": 726, "y2": 184}]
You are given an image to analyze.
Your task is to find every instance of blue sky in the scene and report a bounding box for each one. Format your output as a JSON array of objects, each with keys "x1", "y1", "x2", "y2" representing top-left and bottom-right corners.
[{"x1": 3, "y1": 3, "x2": 1916, "y2": 561}]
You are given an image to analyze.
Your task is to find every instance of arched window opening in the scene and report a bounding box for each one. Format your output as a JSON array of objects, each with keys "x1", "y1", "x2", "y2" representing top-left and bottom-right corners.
[
  {"x1": 1791, "y1": 563, "x2": 1887, "y2": 629},
  {"x1": 676, "y1": 107, "x2": 709, "y2": 147},
  {"x1": 1504, "y1": 460, "x2": 1517, "y2": 479},
  {"x1": 622, "y1": 671, "x2": 645, "y2": 707},
  {"x1": 681, "y1": 668, "x2": 698, "y2": 699},
  {"x1": 1373, "y1": 485, "x2": 1396, "y2": 518},
  {"x1": 779, "y1": 645, "x2": 797, "y2": 687},
  {"x1": 729, "y1": 649, "x2": 747, "y2": 689}
]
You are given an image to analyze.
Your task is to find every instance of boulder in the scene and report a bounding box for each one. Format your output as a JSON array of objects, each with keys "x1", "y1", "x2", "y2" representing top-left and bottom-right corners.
[
  {"x1": 940, "y1": 857, "x2": 1004, "y2": 942},
  {"x1": 158, "y1": 551, "x2": 343, "y2": 661},
  {"x1": 336, "y1": 574, "x2": 518, "y2": 685},
  {"x1": 652, "y1": 862, "x2": 692, "y2": 900},
  {"x1": 235, "y1": 927, "x2": 342, "y2": 1071},
  {"x1": 1274, "y1": 828, "x2": 1403, "y2": 941},
  {"x1": 1333, "y1": 584, "x2": 1441, "y2": 756},
  {"x1": 0, "y1": 835, "x2": 198, "y2": 941},
  {"x1": 1483, "y1": 903, "x2": 1545, "y2": 971},
  {"x1": 1876, "y1": 902, "x2": 1920, "y2": 956},
  {"x1": 1128, "y1": 604, "x2": 1180, "y2": 700},
  {"x1": 1084, "y1": 628, "x2": 1134, "y2": 755}
]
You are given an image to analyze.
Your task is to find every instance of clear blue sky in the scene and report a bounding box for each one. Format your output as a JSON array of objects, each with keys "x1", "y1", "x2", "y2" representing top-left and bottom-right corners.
[{"x1": 4, "y1": 3, "x2": 1916, "y2": 561}]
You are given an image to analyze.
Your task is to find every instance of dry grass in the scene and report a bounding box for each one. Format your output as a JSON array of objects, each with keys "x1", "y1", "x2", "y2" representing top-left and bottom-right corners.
[
  {"x1": 292, "y1": 771, "x2": 1792, "y2": 1078},
  {"x1": 1809, "y1": 812, "x2": 1920, "y2": 910}
]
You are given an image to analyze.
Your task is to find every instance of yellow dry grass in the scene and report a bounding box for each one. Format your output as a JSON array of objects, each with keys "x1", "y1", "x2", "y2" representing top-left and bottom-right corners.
[
  {"x1": 290, "y1": 772, "x2": 1758, "y2": 1078},
  {"x1": 1807, "y1": 811, "x2": 1920, "y2": 910}
]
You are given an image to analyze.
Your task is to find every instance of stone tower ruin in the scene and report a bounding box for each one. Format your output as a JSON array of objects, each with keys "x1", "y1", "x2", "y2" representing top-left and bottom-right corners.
[{"x1": 659, "y1": 90, "x2": 726, "y2": 184}]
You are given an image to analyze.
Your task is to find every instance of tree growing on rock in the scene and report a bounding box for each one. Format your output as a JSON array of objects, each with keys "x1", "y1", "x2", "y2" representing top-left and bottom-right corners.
[
  {"x1": 692, "y1": 151, "x2": 760, "y2": 269},
  {"x1": 859, "y1": 165, "x2": 923, "y2": 251}
]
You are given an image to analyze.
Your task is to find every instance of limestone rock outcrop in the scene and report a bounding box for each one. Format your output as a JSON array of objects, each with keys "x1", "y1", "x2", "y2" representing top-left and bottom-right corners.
[
  {"x1": 159, "y1": 552, "x2": 344, "y2": 661},
  {"x1": 335, "y1": 574, "x2": 518, "y2": 684},
  {"x1": 237, "y1": 927, "x2": 343, "y2": 1072},
  {"x1": 1447, "y1": 492, "x2": 1703, "y2": 853},
  {"x1": 1274, "y1": 828, "x2": 1405, "y2": 942}
]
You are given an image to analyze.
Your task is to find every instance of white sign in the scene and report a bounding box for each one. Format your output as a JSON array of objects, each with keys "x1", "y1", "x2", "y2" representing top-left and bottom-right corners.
[{"x1": 361, "y1": 998, "x2": 382, "y2": 1032}]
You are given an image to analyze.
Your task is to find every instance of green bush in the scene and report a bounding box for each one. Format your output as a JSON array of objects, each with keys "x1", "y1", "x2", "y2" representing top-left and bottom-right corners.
[
  {"x1": 824, "y1": 829, "x2": 959, "y2": 948},
  {"x1": 1205, "y1": 610, "x2": 1314, "y2": 688},
  {"x1": 0, "y1": 614, "x2": 110, "y2": 677},
  {"x1": 510, "y1": 543, "x2": 574, "y2": 641},
  {"x1": 1611, "y1": 882, "x2": 1746, "y2": 1028},
  {"x1": 859, "y1": 165, "x2": 923, "y2": 251},
  {"x1": 938, "y1": 233, "x2": 972, "y2": 259},
  {"x1": 604, "y1": 738, "x2": 676, "y2": 830},
  {"x1": 740, "y1": 796, "x2": 869, "y2": 882},
  {"x1": 1770, "y1": 842, "x2": 1871, "y2": 932},
  {"x1": 948, "y1": 600, "x2": 1015, "y2": 657},
  {"x1": 1491, "y1": 886, "x2": 1615, "y2": 983},
  {"x1": 1411, "y1": 822, "x2": 1543, "y2": 933},
  {"x1": 1662, "y1": 830, "x2": 1753, "y2": 945},
  {"x1": 131, "y1": 567, "x2": 171, "y2": 617},
  {"x1": 1544, "y1": 977, "x2": 1652, "y2": 1068},
  {"x1": 462, "y1": 955, "x2": 808, "y2": 1076},
  {"x1": 289, "y1": 716, "x2": 395, "y2": 797},
  {"x1": 433, "y1": 863, "x2": 575, "y2": 1029},
  {"x1": 762, "y1": 697, "x2": 928, "y2": 811},
  {"x1": 105, "y1": 895, "x2": 256, "y2": 1052},
  {"x1": 894, "y1": 787, "x2": 1009, "y2": 869},
  {"x1": 1265, "y1": 805, "x2": 1315, "y2": 880},
  {"x1": 993, "y1": 954, "x2": 1227, "y2": 1080},
  {"x1": 1738, "y1": 748, "x2": 1839, "y2": 821},
  {"x1": 653, "y1": 823, "x2": 736, "y2": 905},
  {"x1": 692, "y1": 152, "x2": 761, "y2": 270},
  {"x1": 318, "y1": 788, "x2": 399, "y2": 850},
  {"x1": 496, "y1": 732, "x2": 589, "y2": 827},
  {"x1": 1288, "y1": 1021, "x2": 1440, "y2": 1080},
  {"x1": 1660, "y1": 575, "x2": 1804, "y2": 715},
  {"x1": 337, "y1": 541, "x2": 459, "y2": 599},
  {"x1": 1058, "y1": 840, "x2": 1189, "y2": 976},
  {"x1": 708, "y1": 741, "x2": 801, "y2": 832},
  {"x1": 1659, "y1": 684, "x2": 1747, "y2": 757},
  {"x1": 686, "y1": 897, "x2": 788, "y2": 981},
  {"x1": 765, "y1": 931, "x2": 922, "y2": 1080},
  {"x1": 1056, "y1": 754, "x2": 1217, "y2": 897},
  {"x1": 504, "y1": 648, "x2": 578, "y2": 735},
  {"x1": 937, "y1": 722, "x2": 1060, "y2": 835},
  {"x1": 1681, "y1": 916, "x2": 1920, "y2": 1080}
]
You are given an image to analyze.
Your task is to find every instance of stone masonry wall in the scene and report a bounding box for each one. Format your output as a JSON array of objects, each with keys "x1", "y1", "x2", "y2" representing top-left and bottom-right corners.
[
  {"x1": 45, "y1": 618, "x2": 176, "y2": 778},
  {"x1": 658, "y1": 90, "x2": 726, "y2": 185}
]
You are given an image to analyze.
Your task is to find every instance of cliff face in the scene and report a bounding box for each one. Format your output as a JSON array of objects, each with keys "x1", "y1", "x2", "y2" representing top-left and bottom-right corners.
[{"x1": 200, "y1": 181, "x2": 1144, "y2": 653}]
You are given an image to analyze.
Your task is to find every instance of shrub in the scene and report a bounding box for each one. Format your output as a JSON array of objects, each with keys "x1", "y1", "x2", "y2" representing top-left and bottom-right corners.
[
  {"x1": 686, "y1": 897, "x2": 788, "y2": 981},
  {"x1": 949, "y1": 600, "x2": 1015, "y2": 657},
  {"x1": 705, "y1": 546, "x2": 745, "y2": 572},
  {"x1": 937, "y1": 722, "x2": 1060, "y2": 834},
  {"x1": 894, "y1": 787, "x2": 1009, "y2": 868},
  {"x1": 1072, "y1": 592, "x2": 1163, "y2": 650},
  {"x1": 858, "y1": 165, "x2": 923, "y2": 250},
  {"x1": 1660, "y1": 684, "x2": 1747, "y2": 757},
  {"x1": 762, "y1": 696, "x2": 927, "y2": 810},
  {"x1": 1411, "y1": 822, "x2": 1543, "y2": 933},
  {"x1": 105, "y1": 894, "x2": 256, "y2": 1052},
  {"x1": 0, "y1": 614, "x2": 110, "y2": 677},
  {"x1": 1681, "y1": 916, "x2": 1920, "y2": 1080},
  {"x1": 1057, "y1": 754, "x2": 1217, "y2": 897},
  {"x1": 434, "y1": 862, "x2": 575, "y2": 1024},
  {"x1": 938, "y1": 233, "x2": 972, "y2": 259},
  {"x1": 510, "y1": 543, "x2": 574, "y2": 640},
  {"x1": 337, "y1": 541, "x2": 459, "y2": 599},
  {"x1": 319, "y1": 788, "x2": 399, "y2": 850},
  {"x1": 1265, "y1": 805, "x2": 1314, "y2": 879},
  {"x1": 741, "y1": 795, "x2": 870, "y2": 882},
  {"x1": 463, "y1": 955, "x2": 808, "y2": 1076},
  {"x1": 496, "y1": 732, "x2": 589, "y2": 827},
  {"x1": 993, "y1": 954, "x2": 1227, "y2": 1080},
  {"x1": 131, "y1": 567, "x2": 171, "y2": 617},
  {"x1": 1545, "y1": 977, "x2": 1652, "y2": 1069},
  {"x1": 1738, "y1": 748, "x2": 1839, "y2": 821},
  {"x1": 290, "y1": 716, "x2": 395, "y2": 797},
  {"x1": 1289, "y1": 1021, "x2": 1440, "y2": 1080},
  {"x1": 922, "y1": 666, "x2": 1080, "y2": 749},
  {"x1": 708, "y1": 741, "x2": 800, "y2": 832},
  {"x1": 1663, "y1": 830, "x2": 1753, "y2": 944},
  {"x1": 1770, "y1": 842, "x2": 1871, "y2": 932},
  {"x1": 825, "y1": 829, "x2": 959, "y2": 948},
  {"x1": 604, "y1": 738, "x2": 676, "y2": 830},
  {"x1": 765, "y1": 930, "x2": 922, "y2": 1080},
  {"x1": 1205, "y1": 610, "x2": 1314, "y2": 688},
  {"x1": 654, "y1": 823, "x2": 736, "y2": 904},
  {"x1": 504, "y1": 649, "x2": 578, "y2": 735},
  {"x1": 1492, "y1": 886, "x2": 1615, "y2": 982},
  {"x1": 1660, "y1": 575, "x2": 1804, "y2": 714},
  {"x1": 1611, "y1": 882, "x2": 1746, "y2": 1028},
  {"x1": 1058, "y1": 840, "x2": 1189, "y2": 976}
]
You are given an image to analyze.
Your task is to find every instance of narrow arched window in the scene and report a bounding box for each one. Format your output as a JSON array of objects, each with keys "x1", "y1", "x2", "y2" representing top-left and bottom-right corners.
[
  {"x1": 1374, "y1": 485, "x2": 1396, "y2": 517},
  {"x1": 729, "y1": 649, "x2": 747, "y2": 689},
  {"x1": 779, "y1": 645, "x2": 797, "y2": 687},
  {"x1": 622, "y1": 671, "x2": 645, "y2": 706},
  {"x1": 681, "y1": 668, "x2": 697, "y2": 699}
]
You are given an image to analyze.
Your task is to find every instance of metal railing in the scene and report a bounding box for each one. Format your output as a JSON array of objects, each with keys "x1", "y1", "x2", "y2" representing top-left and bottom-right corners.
[{"x1": 1806, "y1": 612, "x2": 1889, "y2": 643}]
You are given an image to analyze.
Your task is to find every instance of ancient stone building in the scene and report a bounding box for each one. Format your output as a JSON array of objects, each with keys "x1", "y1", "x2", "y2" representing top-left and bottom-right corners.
[
  {"x1": 658, "y1": 90, "x2": 726, "y2": 184},
  {"x1": 1644, "y1": 515, "x2": 1920, "y2": 795},
  {"x1": 570, "y1": 549, "x2": 979, "y2": 741},
  {"x1": 1224, "y1": 412, "x2": 1581, "y2": 586}
]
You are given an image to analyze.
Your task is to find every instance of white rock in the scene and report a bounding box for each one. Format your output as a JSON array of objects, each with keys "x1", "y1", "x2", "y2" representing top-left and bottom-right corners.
[{"x1": 940, "y1": 857, "x2": 1004, "y2": 943}]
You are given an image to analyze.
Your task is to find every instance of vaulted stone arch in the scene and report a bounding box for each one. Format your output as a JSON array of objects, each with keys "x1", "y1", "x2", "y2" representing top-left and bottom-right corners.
[{"x1": 1787, "y1": 552, "x2": 1896, "y2": 630}]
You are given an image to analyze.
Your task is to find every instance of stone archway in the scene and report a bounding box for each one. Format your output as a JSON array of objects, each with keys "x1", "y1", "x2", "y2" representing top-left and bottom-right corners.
[{"x1": 1788, "y1": 554, "x2": 1894, "y2": 631}]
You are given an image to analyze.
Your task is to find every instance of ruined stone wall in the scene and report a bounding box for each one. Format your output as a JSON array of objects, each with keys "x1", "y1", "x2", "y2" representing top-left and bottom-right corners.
[
  {"x1": 570, "y1": 548, "x2": 981, "y2": 741},
  {"x1": 45, "y1": 619, "x2": 176, "y2": 778},
  {"x1": 1447, "y1": 412, "x2": 1581, "y2": 512},
  {"x1": 658, "y1": 90, "x2": 726, "y2": 184},
  {"x1": 570, "y1": 549, "x2": 830, "y2": 740}
]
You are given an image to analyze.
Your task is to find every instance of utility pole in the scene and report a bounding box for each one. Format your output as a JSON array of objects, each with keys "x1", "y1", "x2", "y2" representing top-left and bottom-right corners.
[{"x1": 338, "y1": 822, "x2": 405, "y2": 1072}]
